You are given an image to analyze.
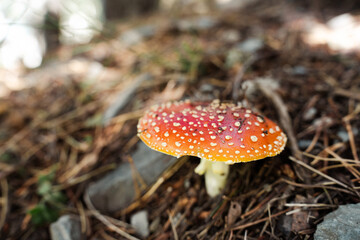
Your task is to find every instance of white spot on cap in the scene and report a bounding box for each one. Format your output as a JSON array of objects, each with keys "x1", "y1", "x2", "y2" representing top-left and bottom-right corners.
[
  {"x1": 225, "y1": 135, "x2": 232, "y2": 140},
  {"x1": 189, "y1": 145, "x2": 194, "y2": 149},
  {"x1": 162, "y1": 142, "x2": 167, "y2": 147},
  {"x1": 228, "y1": 142, "x2": 234, "y2": 146},
  {"x1": 200, "y1": 137, "x2": 205, "y2": 141},
  {"x1": 257, "y1": 117, "x2": 264, "y2": 123},
  {"x1": 204, "y1": 149, "x2": 210, "y2": 153},
  {"x1": 175, "y1": 142, "x2": 181, "y2": 147},
  {"x1": 210, "y1": 142, "x2": 217, "y2": 146},
  {"x1": 155, "y1": 127, "x2": 160, "y2": 133},
  {"x1": 251, "y1": 136, "x2": 258, "y2": 142},
  {"x1": 173, "y1": 122, "x2": 180, "y2": 127},
  {"x1": 164, "y1": 132, "x2": 169, "y2": 137},
  {"x1": 235, "y1": 122, "x2": 241, "y2": 127},
  {"x1": 210, "y1": 136, "x2": 216, "y2": 140},
  {"x1": 269, "y1": 128, "x2": 275, "y2": 134},
  {"x1": 146, "y1": 133, "x2": 151, "y2": 138},
  {"x1": 233, "y1": 112, "x2": 240, "y2": 117},
  {"x1": 235, "y1": 150, "x2": 240, "y2": 154}
]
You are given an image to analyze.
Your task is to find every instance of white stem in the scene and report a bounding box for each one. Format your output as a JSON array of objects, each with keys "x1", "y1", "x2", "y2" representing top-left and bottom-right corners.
[{"x1": 194, "y1": 158, "x2": 230, "y2": 197}]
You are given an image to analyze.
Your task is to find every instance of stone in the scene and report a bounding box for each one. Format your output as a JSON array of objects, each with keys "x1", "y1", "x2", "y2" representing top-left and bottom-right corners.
[
  {"x1": 86, "y1": 141, "x2": 177, "y2": 212},
  {"x1": 50, "y1": 215, "x2": 83, "y2": 240},
  {"x1": 130, "y1": 210, "x2": 149, "y2": 238},
  {"x1": 314, "y1": 204, "x2": 360, "y2": 240},
  {"x1": 102, "y1": 73, "x2": 152, "y2": 125},
  {"x1": 236, "y1": 37, "x2": 264, "y2": 54},
  {"x1": 176, "y1": 16, "x2": 218, "y2": 32},
  {"x1": 119, "y1": 25, "x2": 158, "y2": 46}
]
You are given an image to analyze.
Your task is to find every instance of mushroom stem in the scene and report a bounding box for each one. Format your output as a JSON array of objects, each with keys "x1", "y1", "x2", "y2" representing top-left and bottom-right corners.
[{"x1": 194, "y1": 159, "x2": 229, "y2": 197}]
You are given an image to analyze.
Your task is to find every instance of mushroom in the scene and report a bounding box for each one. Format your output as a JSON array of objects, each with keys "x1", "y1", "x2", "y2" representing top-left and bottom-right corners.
[{"x1": 137, "y1": 99, "x2": 287, "y2": 197}]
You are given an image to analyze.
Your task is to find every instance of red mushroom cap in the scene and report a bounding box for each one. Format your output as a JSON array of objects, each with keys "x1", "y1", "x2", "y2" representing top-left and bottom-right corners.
[{"x1": 137, "y1": 100, "x2": 287, "y2": 164}]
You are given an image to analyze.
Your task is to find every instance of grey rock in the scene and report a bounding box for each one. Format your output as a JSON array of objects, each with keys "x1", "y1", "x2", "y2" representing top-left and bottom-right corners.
[
  {"x1": 216, "y1": 0, "x2": 257, "y2": 10},
  {"x1": 130, "y1": 210, "x2": 149, "y2": 238},
  {"x1": 221, "y1": 29, "x2": 241, "y2": 43},
  {"x1": 303, "y1": 107, "x2": 317, "y2": 121},
  {"x1": 292, "y1": 66, "x2": 308, "y2": 75},
  {"x1": 102, "y1": 73, "x2": 152, "y2": 125},
  {"x1": 225, "y1": 38, "x2": 263, "y2": 67},
  {"x1": 86, "y1": 141, "x2": 177, "y2": 212},
  {"x1": 120, "y1": 25, "x2": 158, "y2": 46},
  {"x1": 177, "y1": 16, "x2": 218, "y2": 31},
  {"x1": 315, "y1": 204, "x2": 360, "y2": 240},
  {"x1": 298, "y1": 139, "x2": 313, "y2": 149},
  {"x1": 236, "y1": 37, "x2": 264, "y2": 54},
  {"x1": 337, "y1": 127, "x2": 359, "y2": 142},
  {"x1": 50, "y1": 215, "x2": 84, "y2": 240}
]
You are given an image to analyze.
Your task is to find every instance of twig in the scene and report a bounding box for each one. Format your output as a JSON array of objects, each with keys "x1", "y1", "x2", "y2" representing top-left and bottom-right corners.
[
  {"x1": 256, "y1": 80, "x2": 300, "y2": 159},
  {"x1": 282, "y1": 178, "x2": 356, "y2": 195},
  {"x1": 343, "y1": 118, "x2": 359, "y2": 162},
  {"x1": 230, "y1": 209, "x2": 290, "y2": 231},
  {"x1": 109, "y1": 109, "x2": 145, "y2": 125},
  {"x1": 54, "y1": 164, "x2": 116, "y2": 191},
  {"x1": 289, "y1": 156, "x2": 355, "y2": 192},
  {"x1": 324, "y1": 148, "x2": 360, "y2": 179},
  {"x1": 76, "y1": 201, "x2": 88, "y2": 235},
  {"x1": 232, "y1": 54, "x2": 259, "y2": 101},
  {"x1": 285, "y1": 203, "x2": 338, "y2": 208},
  {"x1": 0, "y1": 178, "x2": 8, "y2": 230},
  {"x1": 127, "y1": 156, "x2": 147, "y2": 199},
  {"x1": 334, "y1": 88, "x2": 360, "y2": 101},
  {"x1": 168, "y1": 210, "x2": 179, "y2": 240},
  {"x1": 84, "y1": 191, "x2": 139, "y2": 240},
  {"x1": 120, "y1": 156, "x2": 189, "y2": 215}
]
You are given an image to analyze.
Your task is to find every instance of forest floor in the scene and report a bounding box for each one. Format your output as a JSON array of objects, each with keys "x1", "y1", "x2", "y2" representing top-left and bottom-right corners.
[{"x1": 1, "y1": 0, "x2": 360, "y2": 239}]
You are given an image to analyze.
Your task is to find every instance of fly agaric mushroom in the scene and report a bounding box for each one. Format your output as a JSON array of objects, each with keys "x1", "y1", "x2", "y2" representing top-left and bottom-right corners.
[{"x1": 137, "y1": 99, "x2": 287, "y2": 197}]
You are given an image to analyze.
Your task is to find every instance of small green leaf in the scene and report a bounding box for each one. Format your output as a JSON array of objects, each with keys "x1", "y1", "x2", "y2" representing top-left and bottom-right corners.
[{"x1": 28, "y1": 203, "x2": 60, "y2": 225}]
